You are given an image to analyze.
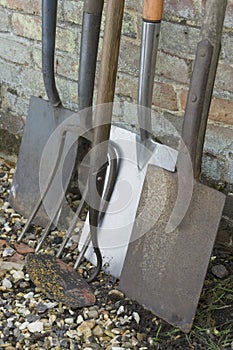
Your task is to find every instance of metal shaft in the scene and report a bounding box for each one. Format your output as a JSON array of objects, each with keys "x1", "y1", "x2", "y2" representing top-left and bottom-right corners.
[
  {"x1": 42, "y1": 0, "x2": 61, "y2": 107},
  {"x1": 138, "y1": 21, "x2": 161, "y2": 143}
]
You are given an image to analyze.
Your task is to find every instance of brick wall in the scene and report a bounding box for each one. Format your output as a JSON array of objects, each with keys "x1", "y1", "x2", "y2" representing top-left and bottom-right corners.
[{"x1": 0, "y1": 0, "x2": 233, "y2": 225}]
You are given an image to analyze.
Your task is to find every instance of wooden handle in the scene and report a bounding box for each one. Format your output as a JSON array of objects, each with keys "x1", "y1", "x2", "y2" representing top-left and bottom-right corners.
[
  {"x1": 143, "y1": 0, "x2": 164, "y2": 21},
  {"x1": 96, "y1": 0, "x2": 124, "y2": 106},
  {"x1": 91, "y1": 0, "x2": 125, "y2": 158}
]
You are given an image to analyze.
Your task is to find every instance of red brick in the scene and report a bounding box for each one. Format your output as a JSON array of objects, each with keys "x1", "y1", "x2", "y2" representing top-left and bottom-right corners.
[
  {"x1": 12, "y1": 13, "x2": 41, "y2": 40},
  {"x1": 157, "y1": 51, "x2": 190, "y2": 84},
  {"x1": 164, "y1": 0, "x2": 195, "y2": 20},
  {"x1": 116, "y1": 76, "x2": 178, "y2": 111},
  {"x1": 152, "y1": 82, "x2": 178, "y2": 111},
  {"x1": 209, "y1": 98, "x2": 233, "y2": 125},
  {"x1": 0, "y1": 0, "x2": 40, "y2": 14},
  {"x1": 215, "y1": 63, "x2": 233, "y2": 93},
  {"x1": 115, "y1": 74, "x2": 138, "y2": 100},
  {"x1": 179, "y1": 90, "x2": 233, "y2": 126}
]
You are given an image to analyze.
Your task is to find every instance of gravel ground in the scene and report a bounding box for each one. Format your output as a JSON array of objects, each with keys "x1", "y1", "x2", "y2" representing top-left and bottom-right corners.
[{"x1": 0, "y1": 157, "x2": 233, "y2": 350}]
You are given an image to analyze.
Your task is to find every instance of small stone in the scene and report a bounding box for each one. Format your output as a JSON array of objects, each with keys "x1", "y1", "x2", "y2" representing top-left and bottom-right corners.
[
  {"x1": 122, "y1": 342, "x2": 133, "y2": 348},
  {"x1": 65, "y1": 317, "x2": 74, "y2": 324},
  {"x1": 19, "y1": 281, "x2": 29, "y2": 288},
  {"x1": 76, "y1": 315, "x2": 84, "y2": 324},
  {"x1": 132, "y1": 312, "x2": 140, "y2": 324},
  {"x1": 66, "y1": 329, "x2": 80, "y2": 339},
  {"x1": 60, "y1": 339, "x2": 70, "y2": 347},
  {"x1": 45, "y1": 302, "x2": 58, "y2": 309},
  {"x1": 108, "y1": 289, "x2": 125, "y2": 300},
  {"x1": 14, "y1": 242, "x2": 35, "y2": 255},
  {"x1": 117, "y1": 305, "x2": 124, "y2": 315},
  {"x1": 19, "y1": 322, "x2": 30, "y2": 330},
  {"x1": 0, "y1": 215, "x2": 6, "y2": 225},
  {"x1": 92, "y1": 325, "x2": 104, "y2": 337},
  {"x1": 212, "y1": 264, "x2": 229, "y2": 279},
  {"x1": 0, "y1": 261, "x2": 24, "y2": 271},
  {"x1": 27, "y1": 321, "x2": 44, "y2": 333},
  {"x1": 3, "y1": 225, "x2": 12, "y2": 233},
  {"x1": 37, "y1": 302, "x2": 48, "y2": 314},
  {"x1": 87, "y1": 309, "x2": 99, "y2": 319},
  {"x1": 7, "y1": 317, "x2": 16, "y2": 328},
  {"x1": 49, "y1": 314, "x2": 56, "y2": 324},
  {"x1": 2, "y1": 278, "x2": 12, "y2": 289},
  {"x1": 12, "y1": 270, "x2": 25, "y2": 282},
  {"x1": 2, "y1": 247, "x2": 15, "y2": 257},
  {"x1": 77, "y1": 320, "x2": 96, "y2": 336},
  {"x1": 26, "y1": 314, "x2": 40, "y2": 323},
  {"x1": 17, "y1": 307, "x2": 30, "y2": 316},
  {"x1": 137, "y1": 332, "x2": 145, "y2": 342},
  {"x1": 24, "y1": 292, "x2": 34, "y2": 299},
  {"x1": 104, "y1": 329, "x2": 115, "y2": 338},
  {"x1": 83, "y1": 345, "x2": 101, "y2": 350},
  {"x1": 111, "y1": 328, "x2": 123, "y2": 335}
]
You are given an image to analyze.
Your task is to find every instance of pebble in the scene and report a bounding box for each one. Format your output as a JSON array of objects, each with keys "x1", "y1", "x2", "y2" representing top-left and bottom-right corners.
[
  {"x1": 132, "y1": 312, "x2": 140, "y2": 324},
  {"x1": 3, "y1": 224, "x2": 12, "y2": 233},
  {"x1": 2, "y1": 247, "x2": 15, "y2": 257},
  {"x1": 2, "y1": 278, "x2": 12, "y2": 289},
  {"x1": 83, "y1": 346, "x2": 101, "y2": 350},
  {"x1": 66, "y1": 329, "x2": 80, "y2": 339},
  {"x1": 37, "y1": 302, "x2": 48, "y2": 314},
  {"x1": 0, "y1": 215, "x2": 6, "y2": 225},
  {"x1": 212, "y1": 264, "x2": 229, "y2": 279},
  {"x1": 0, "y1": 261, "x2": 24, "y2": 271},
  {"x1": 24, "y1": 292, "x2": 34, "y2": 299},
  {"x1": 19, "y1": 322, "x2": 30, "y2": 330},
  {"x1": 11, "y1": 270, "x2": 25, "y2": 282},
  {"x1": 45, "y1": 301, "x2": 58, "y2": 309},
  {"x1": 117, "y1": 305, "x2": 125, "y2": 315},
  {"x1": 65, "y1": 317, "x2": 74, "y2": 324},
  {"x1": 112, "y1": 328, "x2": 123, "y2": 335},
  {"x1": 49, "y1": 314, "x2": 56, "y2": 324},
  {"x1": 87, "y1": 309, "x2": 99, "y2": 319},
  {"x1": 76, "y1": 315, "x2": 84, "y2": 324},
  {"x1": 27, "y1": 321, "x2": 44, "y2": 333},
  {"x1": 108, "y1": 289, "x2": 125, "y2": 299},
  {"x1": 77, "y1": 320, "x2": 96, "y2": 335},
  {"x1": 93, "y1": 325, "x2": 104, "y2": 337}
]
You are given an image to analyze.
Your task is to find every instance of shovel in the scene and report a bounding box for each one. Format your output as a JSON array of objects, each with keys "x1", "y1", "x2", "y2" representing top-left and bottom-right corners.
[
  {"x1": 9, "y1": 0, "x2": 103, "y2": 227},
  {"x1": 79, "y1": 0, "x2": 177, "y2": 278},
  {"x1": 25, "y1": 0, "x2": 125, "y2": 307},
  {"x1": 119, "y1": 0, "x2": 227, "y2": 333}
]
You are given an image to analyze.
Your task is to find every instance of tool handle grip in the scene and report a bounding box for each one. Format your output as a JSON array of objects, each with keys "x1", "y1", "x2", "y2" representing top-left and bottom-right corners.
[
  {"x1": 143, "y1": 0, "x2": 164, "y2": 22},
  {"x1": 42, "y1": 0, "x2": 61, "y2": 107},
  {"x1": 84, "y1": 0, "x2": 104, "y2": 15},
  {"x1": 78, "y1": 0, "x2": 104, "y2": 129}
]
